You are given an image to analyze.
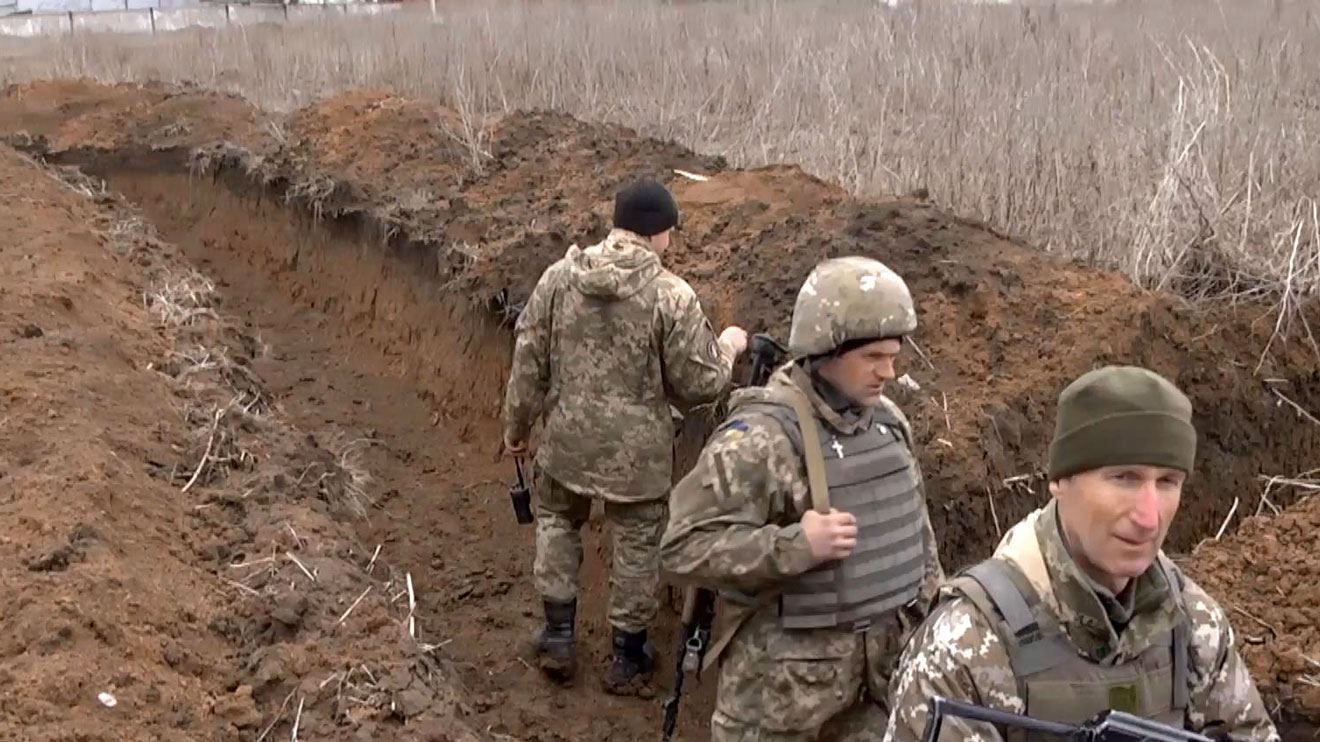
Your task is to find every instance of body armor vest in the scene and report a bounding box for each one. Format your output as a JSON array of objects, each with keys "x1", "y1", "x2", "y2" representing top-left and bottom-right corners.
[
  {"x1": 743, "y1": 395, "x2": 927, "y2": 632},
  {"x1": 952, "y1": 557, "x2": 1190, "y2": 741}
]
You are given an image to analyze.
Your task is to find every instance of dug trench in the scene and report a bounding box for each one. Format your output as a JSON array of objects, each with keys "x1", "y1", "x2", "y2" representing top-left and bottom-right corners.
[
  {"x1": 38, "y1": 134, "x2": 1320, "y2": 740},
  {"x1": 53, "y1": 147, "x2": 721, "y2": 742},
  {"x1": 0, "y1": 144, "x2": 486, "y2": 742}
]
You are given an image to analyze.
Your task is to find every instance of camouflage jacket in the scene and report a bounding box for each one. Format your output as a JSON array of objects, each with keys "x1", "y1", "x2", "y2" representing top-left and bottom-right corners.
[
  {"x1": 659, "y1": 362, "x2": 944, "y2": 667},
  {"x1": 501, "y1": 228, "x2": 734, "y2": 503},
  {"x1": 883, "y1": 500, "x2": 1280, "y2": 742}
]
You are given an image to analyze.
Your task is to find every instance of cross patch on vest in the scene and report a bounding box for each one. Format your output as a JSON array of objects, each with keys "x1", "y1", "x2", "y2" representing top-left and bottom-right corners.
[{"x1": 773, "y1": 407, "x2": 926, "y2": 632}]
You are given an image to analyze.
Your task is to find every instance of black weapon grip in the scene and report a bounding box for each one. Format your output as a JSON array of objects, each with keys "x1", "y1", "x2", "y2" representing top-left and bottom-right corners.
[{"x1": 509, "y1": 456, "x2": 534, "y2": 525}]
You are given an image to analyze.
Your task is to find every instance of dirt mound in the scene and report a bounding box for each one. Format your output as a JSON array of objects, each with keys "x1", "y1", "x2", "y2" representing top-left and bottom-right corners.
[
  {"x1": 1188, "y1": 494, "x2": 1320, "y2": 724},
  {"x1": 651, "y1": 167, "x2": 1320, "y2": 571},
  {"x1": 0, "y1": 145, "x2": 477, "y2": 740},
  {"x1": 256, "y1": 88, "x2": 476, "y2": 231},
  {"x1": 455, "y1": 110, "x2": 726, "y2": 313},
  {"x1": 2, "y1": 78, "x2": 1319, "y2": 731},
  {"x1": 269, "y1": 87, "x2": 727, "y2": 309},
  {"x1": 0, "y1": 79, "x2": 266, "y2": 154}
]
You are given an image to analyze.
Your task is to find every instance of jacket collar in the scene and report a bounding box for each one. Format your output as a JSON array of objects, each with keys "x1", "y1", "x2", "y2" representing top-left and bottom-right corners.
[
  {"x1": 785, "y1": 361, "x2": 874, "y2": 436},
  {"x1": 995, "y1": 500, "x2": 1184, "y2": 663}
]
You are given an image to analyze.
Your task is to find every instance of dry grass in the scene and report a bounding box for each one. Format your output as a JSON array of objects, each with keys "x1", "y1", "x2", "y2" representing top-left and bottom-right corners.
[{"x1": 3, "y1": 0, "x2": 1319, "y2": 314}]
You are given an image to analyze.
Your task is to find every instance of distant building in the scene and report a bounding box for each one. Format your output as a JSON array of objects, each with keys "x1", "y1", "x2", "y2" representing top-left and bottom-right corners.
[{"x1": 0, "y1": 0, "x2": 298, "y2": 15}]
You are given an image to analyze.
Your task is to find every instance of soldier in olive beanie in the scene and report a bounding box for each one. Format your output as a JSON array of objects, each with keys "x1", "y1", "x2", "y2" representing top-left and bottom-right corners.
[{"x1": 1047, "y1": 365, "x2": 1197, "y2": 481}]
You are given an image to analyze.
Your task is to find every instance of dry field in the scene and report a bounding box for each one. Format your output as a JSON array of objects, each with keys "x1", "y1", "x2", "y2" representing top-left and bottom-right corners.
[
  {"x1": 4, "y1": 0, "x2": 1320, "y2": 313},
  {"x1": 0, "y1": 1, "x2": 1318, "y2": 740}
]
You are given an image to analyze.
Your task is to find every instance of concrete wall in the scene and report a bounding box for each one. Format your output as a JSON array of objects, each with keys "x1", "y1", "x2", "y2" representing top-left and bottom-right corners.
[
  {"x1": 0, "y1": 11, "x2": 68, "y2": 31},
  {"x1": 10, "y1": 0, "x2": 223, "y2": 9},
  {"x1": 0, "y1": 0, "x2": 399, "y2": 35},
  {"x1": 72, "y1": 7, "x2": 152, "y2": 30},
  {"x1": 19, "y1": 0, "x2": 91, "y2": 11}
]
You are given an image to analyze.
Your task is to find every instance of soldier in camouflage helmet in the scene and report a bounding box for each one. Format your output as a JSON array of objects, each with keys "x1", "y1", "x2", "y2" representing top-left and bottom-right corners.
[
  {"x1": 502, "y1": 177, "x2": 749, "y2": 695},
  {"x1": 883, "y1": 366, "x2": 1281, "y2": 742},
  {"x1": 660, "y1": 256, "x2": 945, "y2": 739}
]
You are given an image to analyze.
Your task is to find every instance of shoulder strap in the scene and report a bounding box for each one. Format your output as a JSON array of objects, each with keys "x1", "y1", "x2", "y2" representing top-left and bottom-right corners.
[
  {"x1": 737, "y1": 396, "x2": 830, "y2": 514},
  {"x1": 784, "y1": 390, "x2": 830, "y2": 514},
  {"x1": 963, "y1": 560, "x2": 1040, "y2": 641},
  {"x1": 956, "y1": 559, "x2": 1077, "y2": 678},
  {"x1": 735, "y1": 402, "x2": 803, "y2": 455},
  {"x1": 873, "y1": 396, "x2": 914, "y2": 451}
]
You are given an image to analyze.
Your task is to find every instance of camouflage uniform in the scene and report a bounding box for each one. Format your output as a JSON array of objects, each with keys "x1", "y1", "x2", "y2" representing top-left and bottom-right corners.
[
  {"x1": 660, "y1": 257, "x2": 945, "y2": 740},
  {"x1": 883, "y1": 499, "x2": 1281, "y2": 742},
  {"x1": 503, "y1": 226, "x2": 734, "y2": 685}
]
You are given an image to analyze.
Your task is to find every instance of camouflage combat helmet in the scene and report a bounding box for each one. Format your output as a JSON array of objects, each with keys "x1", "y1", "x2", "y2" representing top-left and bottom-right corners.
[{"x1": 787, "y1": 256, "x2": 917, "y2": 357}]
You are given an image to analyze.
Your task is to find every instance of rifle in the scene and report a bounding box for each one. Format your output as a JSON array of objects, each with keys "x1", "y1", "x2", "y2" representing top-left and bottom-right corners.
[
  {"x1": 920, "y1": 696, "x2": 1216, "y2": 741},
  {"x1": 660, "y1": 333, "x2": 788, "y2": 741},
  {"x1": 660, "y1": 586, "x2": 715, "y2": 741}
]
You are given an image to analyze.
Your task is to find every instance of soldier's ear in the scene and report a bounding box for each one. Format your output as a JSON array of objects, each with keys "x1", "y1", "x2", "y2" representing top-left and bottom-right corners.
[{"x1": 1048, "y1": 479, "x2": 1063, "y2": 498}]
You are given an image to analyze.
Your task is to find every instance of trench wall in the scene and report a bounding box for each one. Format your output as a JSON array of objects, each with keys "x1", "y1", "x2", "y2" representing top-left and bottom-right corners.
[
  {"x1": 52, "y1": 145, "x2": 1320, "y2": 579},
  {"x1": 65, "y1": 153, "x2": 512, "y2": 443}
]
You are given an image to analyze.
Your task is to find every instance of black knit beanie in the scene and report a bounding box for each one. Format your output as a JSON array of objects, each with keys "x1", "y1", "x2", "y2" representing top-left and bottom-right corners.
[
  {"x1": 613, "y1": 179, "x2": 679, "y2": 237},
  {"x1": 1047, "y1": 365, "x2": 1197, "y2": 481}
]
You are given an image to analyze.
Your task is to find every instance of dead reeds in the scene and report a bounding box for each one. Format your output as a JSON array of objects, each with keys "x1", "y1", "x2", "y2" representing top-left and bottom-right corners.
[{"x1": 3, "y1": 0, "x2": 1315, "y2": 328}]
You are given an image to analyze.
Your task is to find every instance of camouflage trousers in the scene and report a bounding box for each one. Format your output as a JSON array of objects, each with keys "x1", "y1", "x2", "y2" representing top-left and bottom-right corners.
[
  {"x1": 533, "y1": 470, "x2": 667, "y2": 633},
  {"x1": 710, "y1": 608, "x2": 908, "y2": 741}
]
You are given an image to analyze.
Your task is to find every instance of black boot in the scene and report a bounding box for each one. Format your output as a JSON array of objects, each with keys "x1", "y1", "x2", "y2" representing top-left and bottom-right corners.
[
  {"x1": 536, "y1": 598, "x2": 577, "y2": 682},
  {"x1": 602, "y1": 626, "x2": 656, "y2": 697}
]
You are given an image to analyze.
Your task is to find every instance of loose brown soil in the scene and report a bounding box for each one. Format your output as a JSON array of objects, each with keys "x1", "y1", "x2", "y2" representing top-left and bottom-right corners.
[
  {"x1": 0, "y1": 144, "x2": 476, "y2": 740},
  {"x1": 1, "y1": 79, "x2": 1317, "y2": 738},
  {"x1": 1190, "y1": 495, "x2": 1320, "y2": 727}
]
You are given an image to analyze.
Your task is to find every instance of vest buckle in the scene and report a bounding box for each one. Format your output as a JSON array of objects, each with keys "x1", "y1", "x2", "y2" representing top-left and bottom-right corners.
[{"x1": 1014, "y1": 621, "x2": 1044, "y2": 645}]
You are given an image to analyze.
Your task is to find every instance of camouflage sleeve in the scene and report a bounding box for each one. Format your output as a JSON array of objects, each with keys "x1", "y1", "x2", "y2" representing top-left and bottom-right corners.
[
  {"x1": 501, "y1": 262, "x2": 561, "y2": 444},
  {"x1": 883, "y1": 596, "x2": 1021, "y2": 742},
  {"x1": 1182, "y1": 578, "x2": 1281, "y2": 742},
  {"x1": 658, "y1": 278, "x2": 734, "y2": 404},
  {"x1": 659, "y1": 414, "x2": 818, "y2": 594}
]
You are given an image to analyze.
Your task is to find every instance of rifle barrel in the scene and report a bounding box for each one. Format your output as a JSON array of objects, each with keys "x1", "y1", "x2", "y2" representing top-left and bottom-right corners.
[{"x1": 923, "y1": 697, "x2": 1077, "y2": 740}]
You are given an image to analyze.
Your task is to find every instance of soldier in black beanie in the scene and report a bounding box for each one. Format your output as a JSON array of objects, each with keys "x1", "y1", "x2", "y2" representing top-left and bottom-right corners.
[
  {"x1": 502, "y1": 173, "x2": 748, "y2": 697},
  {"x1": 612, "y1": 177, "x2": 682, "y2": 251}
]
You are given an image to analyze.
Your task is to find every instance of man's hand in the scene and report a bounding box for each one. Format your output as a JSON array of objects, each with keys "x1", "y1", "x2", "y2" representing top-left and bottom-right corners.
[
  {"x1": 801, "y1": 509, "x2": 858, "y2": 562},
  {"x1": 719, "y1": 326, "x2": 749, "y2": 356},
  {"x1": 503, "y1": 432, "x2": 528, "y2": 457}
]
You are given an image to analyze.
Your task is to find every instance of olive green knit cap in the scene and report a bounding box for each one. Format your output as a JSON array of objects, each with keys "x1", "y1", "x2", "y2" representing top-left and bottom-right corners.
[{"x1": 1047, "y1": 365, "x2": 1197, "y2": 481}]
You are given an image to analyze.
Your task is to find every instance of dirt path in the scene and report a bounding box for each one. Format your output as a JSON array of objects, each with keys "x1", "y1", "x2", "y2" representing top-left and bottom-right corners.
[{"x1": 97, "y1": 165, "x2": 715, "y2": 741}]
